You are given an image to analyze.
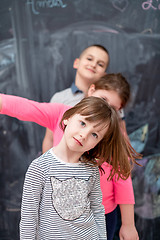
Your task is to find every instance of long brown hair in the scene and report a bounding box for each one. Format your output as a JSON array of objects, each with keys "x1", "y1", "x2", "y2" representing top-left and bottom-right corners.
[
  {"x1": 93, "y1": 73, "x2": 130, "y2": 108},
  {"x1": 60, "y1": 97, "x2": 141, "y2": 180}
]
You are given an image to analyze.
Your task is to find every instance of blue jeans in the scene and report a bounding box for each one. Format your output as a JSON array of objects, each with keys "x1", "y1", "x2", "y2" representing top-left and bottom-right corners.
[{"x1": 105, "y1": 207, "x2": 117, "y2": 240}]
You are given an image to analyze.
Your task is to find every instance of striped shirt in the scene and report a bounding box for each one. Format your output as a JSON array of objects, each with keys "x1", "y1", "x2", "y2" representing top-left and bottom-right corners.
[{"x1": 20, "y1": 149, "x2": 107, "y2": 239}]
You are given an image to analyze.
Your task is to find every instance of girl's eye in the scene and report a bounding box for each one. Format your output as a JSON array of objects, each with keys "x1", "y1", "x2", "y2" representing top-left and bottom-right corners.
[
  {"x1": 80, "y1": 121, "x2": 86, "y2": 127},
  {"x1": 87, "y1": 57, "x2": 92, "y2": 61},
  {"x1": 92, "y1": 133, "x2": 98, "y2": 138}
]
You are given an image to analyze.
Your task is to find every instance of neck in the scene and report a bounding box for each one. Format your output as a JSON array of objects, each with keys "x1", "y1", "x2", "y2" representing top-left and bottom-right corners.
[
  {"x1": 53, "y1": 137, "x2": 82, "y2": 164},
  {"x1": 75, "y1": 74, "x2": 90, "y2": 96}
]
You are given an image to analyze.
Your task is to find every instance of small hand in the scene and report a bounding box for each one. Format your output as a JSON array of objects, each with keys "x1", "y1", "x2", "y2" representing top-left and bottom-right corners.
[{"x1": 119, "y1": 224, "x2": 139, "y2": 240}]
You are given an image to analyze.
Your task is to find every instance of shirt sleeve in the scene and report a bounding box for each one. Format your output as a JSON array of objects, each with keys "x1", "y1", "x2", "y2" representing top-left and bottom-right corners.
[
  {"x1": 102, "y1": 163, "x2": 135, "y2": 205},
  {"x1": 20, "y1": 159, "x2": 45, "y2": 239},
  {"x1": 113, "y1": 174, "x2": 135, "y2": 204},
  {"x1": 0, "y1": 94, "x2": 69, "y2": 131},
  {"x1": 89, "y1": 168, "x2": 107, "y2": 239}
]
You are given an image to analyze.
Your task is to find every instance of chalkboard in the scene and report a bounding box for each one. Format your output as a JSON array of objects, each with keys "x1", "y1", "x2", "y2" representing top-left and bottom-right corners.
[{"x1": 0, "y1": 0, "x2": 160, "y2": 239}]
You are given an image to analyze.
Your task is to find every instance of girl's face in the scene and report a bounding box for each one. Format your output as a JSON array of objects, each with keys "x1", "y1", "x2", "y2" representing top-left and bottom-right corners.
[
  {"x1": 88, "y1": 85, "x2": 122, "y2": 111},
  {"x1": 63, "y1": 114, "x2": 108, "y2": 154}
]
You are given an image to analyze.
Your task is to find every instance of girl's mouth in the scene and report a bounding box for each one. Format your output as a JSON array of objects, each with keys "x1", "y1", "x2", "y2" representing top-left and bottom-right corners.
[{"x1": 73, "y1": 137, "x2": 83, "y2": 146}]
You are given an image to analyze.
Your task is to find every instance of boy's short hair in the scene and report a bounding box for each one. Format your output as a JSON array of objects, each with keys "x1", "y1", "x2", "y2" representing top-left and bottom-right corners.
[{"x1": 91, "y1": 44, "x2": 109, "y2": 56}]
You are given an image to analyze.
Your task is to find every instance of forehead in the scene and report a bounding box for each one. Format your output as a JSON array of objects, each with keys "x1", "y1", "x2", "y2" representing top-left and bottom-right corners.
[
  {"x1": 92, "y1": 89, "x2": 122, "y2": 110},
  {"x1": 82, "y1": 46, "x2": 108, "y2": 60},
  {"x1": 73, "y1": 114, "x2": 109, "y2": 131}
]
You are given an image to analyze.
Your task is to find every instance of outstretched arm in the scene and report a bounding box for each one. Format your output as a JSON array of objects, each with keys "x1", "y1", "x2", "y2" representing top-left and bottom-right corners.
[{"x1": 0, "y1": 94, "x2": 68, "y2": 131}]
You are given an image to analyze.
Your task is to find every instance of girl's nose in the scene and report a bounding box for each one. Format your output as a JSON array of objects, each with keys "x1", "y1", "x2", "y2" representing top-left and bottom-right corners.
[
  {"x1": 79, "y1": 130, "x2": 88, "y2": 139},
  {"x1": 79, "y1": 132, "x2": 84, "y2": 138}
]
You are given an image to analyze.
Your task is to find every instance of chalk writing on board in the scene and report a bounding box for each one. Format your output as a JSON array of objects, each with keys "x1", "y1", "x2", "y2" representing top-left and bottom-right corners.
[
  {"x1": 26, "y1": 0, "x2": 67, "y2": 15},
  {"x1": 142, "y1": 0, "x2": 160, "y2": 10}
]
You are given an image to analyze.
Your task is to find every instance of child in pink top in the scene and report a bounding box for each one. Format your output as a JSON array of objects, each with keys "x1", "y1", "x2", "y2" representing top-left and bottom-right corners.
[{"x1": 0, "y1": 73, "x2": 140, "y2": 240}]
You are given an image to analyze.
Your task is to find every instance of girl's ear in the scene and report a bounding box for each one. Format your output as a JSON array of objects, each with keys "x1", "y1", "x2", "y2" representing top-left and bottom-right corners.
[
  {"x1": 73, "y1": 58, "x2": 80, "y2": 69},
  {"x1": 63, "y1": 119, "x2": 68, "y2": 126},
  {"x1": 87, "y1": 84, "x2": 96, "y2": 96}
]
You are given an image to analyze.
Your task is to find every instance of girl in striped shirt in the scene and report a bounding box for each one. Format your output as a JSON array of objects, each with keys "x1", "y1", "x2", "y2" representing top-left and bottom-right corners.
[{"x1": 14, "y1": 96, "x2": 140, "y2": 240}]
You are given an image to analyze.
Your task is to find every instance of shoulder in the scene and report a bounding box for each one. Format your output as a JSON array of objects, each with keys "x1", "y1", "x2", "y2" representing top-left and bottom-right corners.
[
  {"x1": 30, "y1": 150, "x2": 55, "y2": 175},
  {"x1": 81, "y1": 162, "x2": 100, "y2": 178},
  {"x1": 55, "y1": 88, "x2": 72, "y2": 96},
  {"x1": 50, "y1": 88, "x2": 72, "y2": 103},
  {"x1": 50, "y1": 88, "x2": 84, "y2": 106},
  {"x1": 48, "y1": 102, "x2": 71, "y2": 119}
]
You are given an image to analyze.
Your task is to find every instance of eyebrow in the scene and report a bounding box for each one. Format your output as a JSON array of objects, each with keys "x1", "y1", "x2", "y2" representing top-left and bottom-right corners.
[{"x1": 87, "y1": 54, "x2": 105, "y2": 63}]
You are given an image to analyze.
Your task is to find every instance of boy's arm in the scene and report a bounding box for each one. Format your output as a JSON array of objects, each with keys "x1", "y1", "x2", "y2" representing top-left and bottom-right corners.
[
  {"x1": 42, "y1": 128, "x2": 53, "y2": 153},
  {"x1": 20, "y1": 159, "x2": 44, "y2": 239},
  {"x1": 119, "y1": 204, "x2": 139, "y2": 240}
]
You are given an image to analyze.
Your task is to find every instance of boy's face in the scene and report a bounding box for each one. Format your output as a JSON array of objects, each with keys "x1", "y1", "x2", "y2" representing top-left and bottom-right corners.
[{"x1": 73, "y1": 46, "x2": 109, "y2": 84}]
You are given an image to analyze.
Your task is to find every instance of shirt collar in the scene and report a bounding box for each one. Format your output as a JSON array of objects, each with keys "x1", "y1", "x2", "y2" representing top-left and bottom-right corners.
[{"x1": 71, "y1": 82, "x2": 83, "y2": 94}]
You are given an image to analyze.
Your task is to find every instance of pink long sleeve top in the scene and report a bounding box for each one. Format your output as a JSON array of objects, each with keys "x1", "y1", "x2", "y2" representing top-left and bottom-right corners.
[{"x1": 0, "y1": 94, "x2": 135, "y2": 214}]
